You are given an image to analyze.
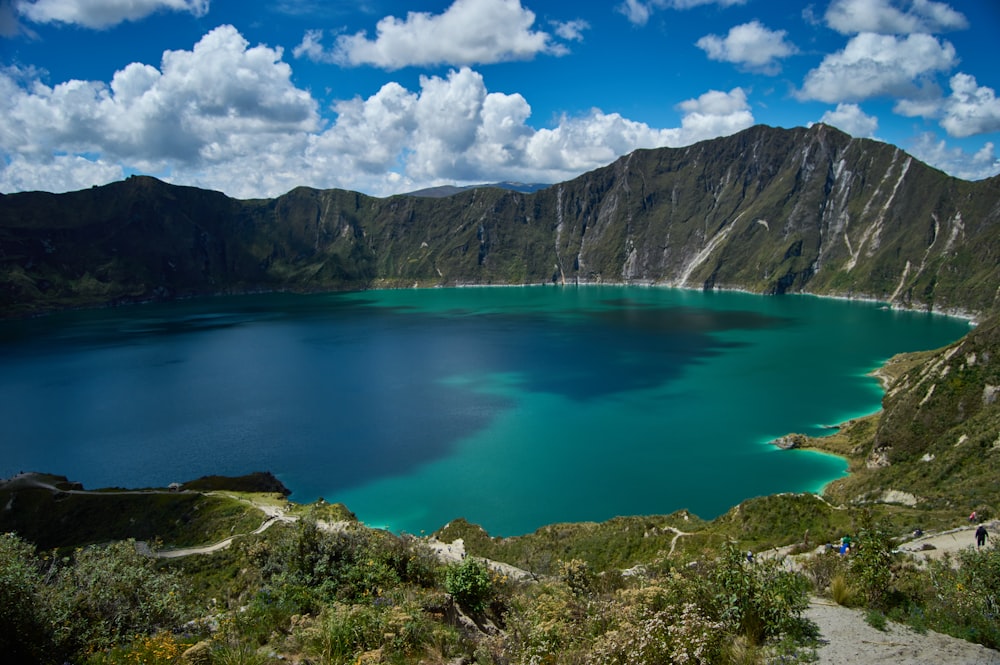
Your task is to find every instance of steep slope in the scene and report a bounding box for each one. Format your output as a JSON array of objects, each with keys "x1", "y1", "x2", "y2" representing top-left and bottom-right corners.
[
  {"x1": 856, "y1": 313, "x2": 1000, "y2": 510},
  {"x1": 2, "y1": 124, "x2": 1000, "y2": 318},
  {"x1": 535, "y1": 124, "x2": 1000, "y2": 313}
]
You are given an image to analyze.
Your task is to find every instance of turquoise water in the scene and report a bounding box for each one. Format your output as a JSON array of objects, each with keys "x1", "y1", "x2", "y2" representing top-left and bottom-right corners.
[{"x1": 0, "y1": 286, "x2": 972, "y2": 535}]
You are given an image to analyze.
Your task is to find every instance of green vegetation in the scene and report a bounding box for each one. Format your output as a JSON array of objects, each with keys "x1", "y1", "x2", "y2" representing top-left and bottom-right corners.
[
  {"x1": 2, "y1": 469, "x2": 999, "y2": 663},
  {"x1": 0, "y1": 534, "x2": 186, "y2": 664},
  {"x1": 0, "y1": 482, "x2": 265, "y2": 551}
]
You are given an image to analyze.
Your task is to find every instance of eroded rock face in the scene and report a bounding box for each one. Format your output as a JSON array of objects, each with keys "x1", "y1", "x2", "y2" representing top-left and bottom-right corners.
[
  {"x1": 880, "y1": 490, "x2": 918, "y2": 506},
  {"x1": 866, "y1": 446, "x2": 891, "y2": 469}
]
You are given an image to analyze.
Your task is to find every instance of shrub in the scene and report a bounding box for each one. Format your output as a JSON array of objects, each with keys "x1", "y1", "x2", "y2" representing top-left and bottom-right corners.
[
  {"x1": 559, "y1": 558, "x2": 594, "y2": 598},
  {"x1": 711, "y1": 543, "x2": 810, "y2": 644},
  {"x1": 0, "y1": 533, "x2": 59, "y2": 664},
  {"x1": 503, "y1": 582, "x2": 583, "y2": 661},
  {"x1": 587, "y1": 599, "x2": 723, "y2": 665},
  {"x1": 85, "y1": 632, "x2": 186, "y2": 665},
  {"x1": 54, "y1": 540, "x2": 187, "y2": 653},
  {"x1": 924, "y1": 544, "x2": 1000, "y2": 649},
  {"x1": 445, "y1": 558, "x2": 495, "y2": 613},
  {"x1": 298, "y1": 598, "x2": 449, "y2": 664},
  {"x1": 802, "y1": 549, "x2": 848, "y2": 594},
  {"x1": 865, "y1": 609, "x2": 888, "y2": 631}
]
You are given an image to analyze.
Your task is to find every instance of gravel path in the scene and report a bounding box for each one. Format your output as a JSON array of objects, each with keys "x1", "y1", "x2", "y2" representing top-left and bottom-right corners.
[
  {"x1": 806, "y1": 599, "x2": 1000, "y2": 665},
  {"x1": 801, "y1": 519, "x2": 1000, "y2": 665}
]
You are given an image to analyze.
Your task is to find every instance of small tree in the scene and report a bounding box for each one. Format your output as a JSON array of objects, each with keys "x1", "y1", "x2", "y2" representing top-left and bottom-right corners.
[
  {"x1": 851, "y1": 509, "x2": 893, "y2": 609},
  {"x1": 712, "y1": 543, "x2": 810, "y2": 644}
]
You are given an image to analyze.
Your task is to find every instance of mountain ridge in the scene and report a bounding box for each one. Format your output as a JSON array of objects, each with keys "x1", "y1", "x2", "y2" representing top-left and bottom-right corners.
[{"x1": 3, "y1": 123, "x2": 999, "y2": 320}]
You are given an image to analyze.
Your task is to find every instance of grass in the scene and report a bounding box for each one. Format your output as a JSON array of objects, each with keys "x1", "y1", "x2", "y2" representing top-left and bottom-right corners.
[
  {"x1": 830, "y1": 574, "x2": 855, "y2": 606},
  {"x1": 0, "y1": 485, "x2": 263, "y2": 551}
]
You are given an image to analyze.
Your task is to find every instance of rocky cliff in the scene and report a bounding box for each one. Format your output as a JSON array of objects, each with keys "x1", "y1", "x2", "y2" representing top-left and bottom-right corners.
[{"x1": 2, "y1": 123, "x2": 1000, "y2": 318}]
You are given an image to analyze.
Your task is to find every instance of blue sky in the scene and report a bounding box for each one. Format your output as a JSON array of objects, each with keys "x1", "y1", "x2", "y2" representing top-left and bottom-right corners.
[{"x1": 2, "y1": 0, "x2": 999, "y2": 198}]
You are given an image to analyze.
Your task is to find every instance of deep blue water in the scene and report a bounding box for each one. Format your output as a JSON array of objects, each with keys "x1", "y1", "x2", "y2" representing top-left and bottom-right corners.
[{"x1": 0, "y1": 286, "x2": 972, "y2": 535}]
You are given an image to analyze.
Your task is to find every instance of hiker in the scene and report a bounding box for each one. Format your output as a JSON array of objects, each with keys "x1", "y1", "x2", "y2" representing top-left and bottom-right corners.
[
  {"x1": 976, "y1": 525, "x2": 988, "y2": 549},
  {"x1": 839, "y1": 535, "x2": 852, "y2": 555},
  {"x1": 746, "y1": 550, "x2": 754, "y2": 563},
  {"x1": 969, "y1": 510, "x2": 977, "y2": 523}
]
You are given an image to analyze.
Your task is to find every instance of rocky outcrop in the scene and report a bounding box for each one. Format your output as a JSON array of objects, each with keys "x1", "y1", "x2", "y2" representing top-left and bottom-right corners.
[{"x1": 769, "y1": 434, "x2": 807, "y2": 450}]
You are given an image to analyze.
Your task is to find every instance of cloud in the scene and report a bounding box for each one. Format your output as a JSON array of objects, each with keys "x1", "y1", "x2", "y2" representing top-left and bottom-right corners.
[
  {"x1": 908, "y1": 133, "x2": 1000, "y2": 181},
  {"x1": 294, "y1": 0, "x2": 572, "y2": 69},
  {"x1": 0, "y1": 154, "x2": 124, "y2": 193},
  {"x1": 797, "y1": 32, "x2": 956, "y2": 103},
  {"x1": 0, "y1": 21, "x2": 758, "y2": 199},
  {"x1": 672, "y1": 87, "x2": 754, "y2": 141},
  {"x1": 617, "y1": 0, "x2": 745, "y2": 26},
  {"x1": 695, "y1": 20, "x2": 797, "y2": 74},
  {"x1": 0, "y1": 25, "x2": 318, "y2": 178},
  {"x1": 939, "y1": 74, "x2": 1000, "y2": 138},
  {"x1": 15, "y1": 0, "x2": 209, "y2": 29},
  {"x1": 815, "y1": 103, "x2": 879, "y2": 137},
  {"x1": 553, "y1": 18, "x2": 588, "y2": 42},
  {"x1": 891, "y1": 73, "x2": 1000, "y2": 139},
  {"x1": 825, "y1": 0, "x2": 968, "y2": 35}
]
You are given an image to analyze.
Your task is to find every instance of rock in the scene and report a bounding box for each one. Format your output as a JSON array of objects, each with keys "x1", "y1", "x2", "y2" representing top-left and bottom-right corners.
[
  {"x1": 880, "y1": 490, "x2": 918, "y2": 506},
  {"x1": 182, "y1": 640, "x2": 212, "y2": 665},
  {"x1": 770, "y1": 434, "x2": 806, "y2": 450},
  {"x1": 866, "y1": 446, "x2": 892, "y2": 469}
]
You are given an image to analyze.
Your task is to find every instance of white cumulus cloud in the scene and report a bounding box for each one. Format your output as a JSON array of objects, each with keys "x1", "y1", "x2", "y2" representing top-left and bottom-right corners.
[
  {"x1": 15, "y1": 0, "x2": 208, "y2": 29},
  {"x1": 825, "y1": 0, "x2": 968, "y2": 35},
  {"x1": 0, "y1": 25, "x2": 319, "y2": 192},
  {"x1": 939, "y1": 73, "x2": 1000, "y2": 138},
  {"x1": 815, "y1": 103, "x2": 879, "y2": 137},
  {"x1": 891, "y1": 73, "x2": 1000, "y2": 139},
  {"x1": 798, "y1": 32, "x2": 956, "y2": 103},
  {"x1": 696, "y1": 21, "x2": 797, "y2": 74},
  {"x1": 294, "y1": 0, "x2": 572, "y2": 69},
  {"x1": 0, "y1": 23, "x2": 759, "y2": 200}
]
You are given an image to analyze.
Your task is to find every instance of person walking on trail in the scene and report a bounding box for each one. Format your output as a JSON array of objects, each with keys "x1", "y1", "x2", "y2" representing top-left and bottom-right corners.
[{"x1": 976, "y1": 525, "x2": 988, "y2": 549}]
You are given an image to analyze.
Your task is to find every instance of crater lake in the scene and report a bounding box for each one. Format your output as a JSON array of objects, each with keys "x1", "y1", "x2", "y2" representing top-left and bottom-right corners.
[{"x1": 0, "y1": 286, "x2": 972, "y2": 535}]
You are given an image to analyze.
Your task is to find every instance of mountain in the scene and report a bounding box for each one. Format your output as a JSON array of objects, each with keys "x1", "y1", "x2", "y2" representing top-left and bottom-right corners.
[
  {"x1": 405, "y1": 181, "x2": 550, "y2": 197},
  {"x1": 2, "y1": 124, "x2": 999, "y2": 319}
]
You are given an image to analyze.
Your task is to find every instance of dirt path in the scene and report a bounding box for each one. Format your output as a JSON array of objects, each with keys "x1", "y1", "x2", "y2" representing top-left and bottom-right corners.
[
  {"x1": 895, "y1": 519, "x2": 997, "y2": 562},
  {"x1": 806, "y1": 598, "x2": 1000, "y2": 664}
]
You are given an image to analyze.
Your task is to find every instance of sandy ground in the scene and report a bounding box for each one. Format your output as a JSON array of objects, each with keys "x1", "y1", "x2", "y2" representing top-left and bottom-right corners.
[
  {"x1": 805, "y1": 599, "x2": 1000, "y2": 665},
  {"x1": 801, "y1": 520, "x2": 999, "y2": 665}
]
